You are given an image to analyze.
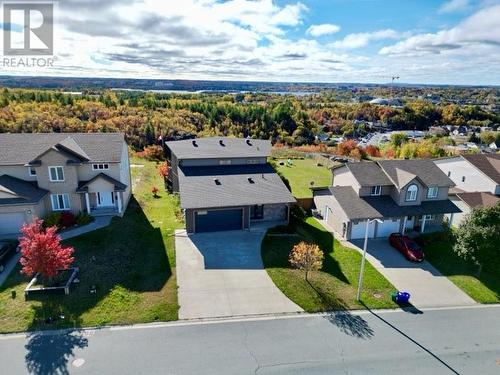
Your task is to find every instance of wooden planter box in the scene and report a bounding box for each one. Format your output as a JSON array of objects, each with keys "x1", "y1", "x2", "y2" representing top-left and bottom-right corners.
[{"x1": 24, "y1": 267, "x2": 79, "y2": 297}]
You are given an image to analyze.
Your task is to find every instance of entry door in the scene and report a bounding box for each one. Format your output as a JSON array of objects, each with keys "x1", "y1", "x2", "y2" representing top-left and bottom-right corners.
[{"x1": 97, "y1": 192, "x2": 114, "y2": 207}]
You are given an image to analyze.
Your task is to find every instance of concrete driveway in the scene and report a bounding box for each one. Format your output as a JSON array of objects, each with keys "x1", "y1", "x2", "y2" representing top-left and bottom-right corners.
[
  {"x1": 349, "y1": 238, "x2": 477, "y2": 308},
  {"x1": 175, "y1": 228, "x2": 302, "y2": 319}
]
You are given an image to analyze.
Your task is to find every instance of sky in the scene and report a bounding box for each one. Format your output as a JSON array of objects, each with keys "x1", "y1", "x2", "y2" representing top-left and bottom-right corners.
[{"x1": 1, "y1": 0, "x2": 499, "y2": 85}]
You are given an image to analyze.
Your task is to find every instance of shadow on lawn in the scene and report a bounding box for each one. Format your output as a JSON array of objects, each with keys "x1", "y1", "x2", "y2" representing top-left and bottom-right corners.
[{"x1": 3, "y1": 196, "x2": 173, "y2": 331}]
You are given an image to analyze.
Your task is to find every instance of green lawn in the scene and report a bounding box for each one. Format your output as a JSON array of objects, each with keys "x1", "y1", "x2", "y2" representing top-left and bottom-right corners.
[
  {"x1": 275, "y1": 159, "x2": 332, "y2": 198},
  {"x1": 422, "y1": 235, "x2": 499, "y2": 304},
  {"x1": 0, "y1": 158, "x2": 184, "y2": 333},
  {"x1": 262, "y1": 217, "x2": 398, "y2": 311}
]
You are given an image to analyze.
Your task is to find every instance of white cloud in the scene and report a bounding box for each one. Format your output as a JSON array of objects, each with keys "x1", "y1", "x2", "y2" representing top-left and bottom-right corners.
[
  {"x1": 306, "y1": 23, "x2": 341, "y2": 37},
  {"x1": 380, "y1": 4, "x2": 500, "y2": 56},
  {"x1": 439, "y1": 0, "x2": 469, "y2": 13},
  {"x1": 331, "y1": 29, "x2": 399, "y2": 49}
]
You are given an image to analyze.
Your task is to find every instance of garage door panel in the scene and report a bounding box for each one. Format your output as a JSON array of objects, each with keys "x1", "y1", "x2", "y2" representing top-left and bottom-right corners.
[
  {"x1": 351, "y1": 220, "x2": 375, "y2": 240},
  {"x1": 376, "y1": 219, "x2": 400, "y2": 238},
  {"x1": 195, "y1": 209, "x2": 243, "y2": 233},
  {"x1": 0, "y1": 212, "x2": 26, "y2": 235}
]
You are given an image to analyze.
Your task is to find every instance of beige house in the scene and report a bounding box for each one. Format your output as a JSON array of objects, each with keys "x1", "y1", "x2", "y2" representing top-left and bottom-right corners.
[
  {"x1": 0, "y1": 133, "x2": 131, "y2": 237},
  {"x1": 313, "y1": 159, "x2": 461, "y2": 240}
]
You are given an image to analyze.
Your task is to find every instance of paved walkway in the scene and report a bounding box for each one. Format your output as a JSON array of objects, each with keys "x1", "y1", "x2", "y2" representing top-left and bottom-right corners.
[
  {"x1": 175, "y1": 228, "x2": 302, "y2": 319},
  {"x1": 0, "y1": 216, "x2": 113, "y2": 288},
  {"x1": 348, "y1": 238, "x2": 477, "y2": 308}
]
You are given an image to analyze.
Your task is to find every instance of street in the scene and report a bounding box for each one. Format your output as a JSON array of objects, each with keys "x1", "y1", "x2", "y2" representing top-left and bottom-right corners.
[{"x1": 0, "y1": 305, "x2": 498, "y2": 374}]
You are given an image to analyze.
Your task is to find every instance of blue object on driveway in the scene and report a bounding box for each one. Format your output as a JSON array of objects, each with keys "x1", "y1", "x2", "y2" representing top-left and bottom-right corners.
[{"x1": 396, "y1": 291, "x2": 411, "y2": 304}]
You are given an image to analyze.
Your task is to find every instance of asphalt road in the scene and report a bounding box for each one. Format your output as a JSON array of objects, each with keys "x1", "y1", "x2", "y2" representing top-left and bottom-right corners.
[{"x1": 0, "y1": 305, "x2": 498, "y2": 375}]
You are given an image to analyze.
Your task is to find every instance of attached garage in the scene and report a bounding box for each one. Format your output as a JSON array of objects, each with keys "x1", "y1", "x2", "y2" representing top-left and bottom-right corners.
[
  {"x1": 350, "y1": 220, "x2": 376, "y2": 240},
  {"x1": 194, "y1": 208, "x2": 243, "y2": 233},
  {"x1": 0, "y1": 212, "x2": 26, "y2": 236},
  {"x1": 376, "y1": 218, "x2": 401, "y2": 238}
]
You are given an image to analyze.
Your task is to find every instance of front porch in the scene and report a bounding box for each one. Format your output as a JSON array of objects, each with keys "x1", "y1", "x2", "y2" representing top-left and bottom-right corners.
[{"x1": 76, "y1": 173, "x2": 128, "y2": 217}]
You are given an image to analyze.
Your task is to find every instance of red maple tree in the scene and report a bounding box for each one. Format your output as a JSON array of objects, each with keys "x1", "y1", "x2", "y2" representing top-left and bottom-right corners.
[
  {"x1": 158, "y1": 161, "x2": 169, "y2": 179},
  {"x1": 19, "y1": 219, "x2": 75, "y2": 279}
]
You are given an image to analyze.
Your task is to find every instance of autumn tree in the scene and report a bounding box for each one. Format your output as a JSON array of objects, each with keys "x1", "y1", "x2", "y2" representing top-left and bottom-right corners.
[
  {"x1": 289, "y1": 242, "x2": 324, "y2": 281},
  {"x1": 19, "y1": 219, "x2": 75, "y2": 279},
  {"x1": 453, "y1": 204, "x2": 500, "y2": 276},
  {"x1": 158, "y1": 161, "x2": 169, "y2": 179}
]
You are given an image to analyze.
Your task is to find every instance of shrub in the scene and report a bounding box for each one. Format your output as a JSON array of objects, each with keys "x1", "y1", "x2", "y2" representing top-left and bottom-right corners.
[
  {"x1": 60, "y1": 211, "x2": 76, "y2": 228},
  {"x1": 136, "y1": 145, "x2": 164, "y2": 161},
  {"x1": 152, "y1": 186, "x2": 159, "y2": 198},
  {"x1": 43, "y1": 212, "x2": 62, "y2": 229},
  {"x1": 364, "y1": 145, "x2": 381, "y2": 157},
  {"x1": 75, "y1": 212, "x2": 94, "y2": 226}
]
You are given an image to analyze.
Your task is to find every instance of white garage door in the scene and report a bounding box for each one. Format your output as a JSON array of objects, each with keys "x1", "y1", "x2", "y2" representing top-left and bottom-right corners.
[
  {"x1": 376, "y1": 218, "x2": 401, "y2": 238},
  {"x1": 0, "y1": 212, "x2": 26, "y2": 235},
  {"x1": 350, "y1": 220, "x2": 376, "y2": 240}
]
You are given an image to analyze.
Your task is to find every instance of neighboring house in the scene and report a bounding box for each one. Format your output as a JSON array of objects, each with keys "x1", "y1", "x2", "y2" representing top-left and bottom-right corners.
[
  {"x1": 434, "y1": 154, "x2": 500, "y2": 226},
  {"x1": 165, "y1": 137, "x2": 295, "y2": 233},
  {"x1": 313, "y1": 160, "x2": 461, "y2": 240},
  {"x1": 0, "y1": 133, "x2": 131, "y2": 236}
]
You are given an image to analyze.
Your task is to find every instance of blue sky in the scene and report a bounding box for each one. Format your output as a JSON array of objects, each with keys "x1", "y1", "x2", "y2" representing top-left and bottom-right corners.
[{"x1": 1, "y1": 0, "x2": 499, "y2": 84}]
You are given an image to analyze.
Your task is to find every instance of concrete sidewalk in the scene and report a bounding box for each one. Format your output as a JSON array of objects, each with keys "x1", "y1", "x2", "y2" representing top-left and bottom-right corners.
[{"x1": 175, "y1": 228, "x2": 302, "y2": 319}]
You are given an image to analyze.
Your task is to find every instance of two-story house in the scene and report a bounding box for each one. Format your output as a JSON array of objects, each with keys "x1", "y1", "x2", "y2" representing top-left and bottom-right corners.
[
  {"x1": 165, "y1": 137, "x2": 296, "y2": 233},
  {"x1": 313, "y1": 159, "x2": 461, "y2": 240},
  {"x1": 0, "y1": 133, "x2": 131, "y2": 236},
  {"x1": 434, "y1": 154, "x2": 500, "y2": 226}
]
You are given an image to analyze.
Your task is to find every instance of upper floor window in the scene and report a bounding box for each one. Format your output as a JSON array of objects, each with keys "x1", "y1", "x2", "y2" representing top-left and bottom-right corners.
[
  {"x1": 92, "y1": 163, "x2": 109, "y2": 170},
  {"x1": 219, "y1": 160, "x2": 232, "y2": 165},
  {"x1": 405, "y1": 184, "x2": 418, "y2": 202},
  {"x1": 28, "y1": 167, "x2": 37, "y2": 176},
  {"x1": 370, "y1": 186, "x2": 382, "y2": 196},
  {"x1": 427, "y1": 187, "x2": 438, "y2": 199},
  {"x1": 49, "y1": 166, "x2": 64, "y2": 182}
]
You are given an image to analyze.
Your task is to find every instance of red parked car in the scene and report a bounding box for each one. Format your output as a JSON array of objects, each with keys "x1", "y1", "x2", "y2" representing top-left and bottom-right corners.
[{"x1": 388, "y1": 233, "x2": 425, "y2": 262}]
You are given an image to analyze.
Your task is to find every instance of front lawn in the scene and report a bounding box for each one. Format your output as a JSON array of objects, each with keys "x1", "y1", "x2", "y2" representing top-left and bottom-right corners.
[
  {"x1": 275, "y1": 159, "x2": 332, "y2": 198},
  {"x1": 262, "y1": 218, "x2": 398, "y2": 311},
  {"x1": 422, "y1": 234, "x2": 499, "y2": 304},
  {"x1": 0, "y1": 158, "x2": 184, "y2": 333}
]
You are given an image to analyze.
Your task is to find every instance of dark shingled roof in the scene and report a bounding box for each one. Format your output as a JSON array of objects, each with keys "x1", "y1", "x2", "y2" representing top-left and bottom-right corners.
[
  {"x1": 462, "y1": 154, "x2": 500, "y2": 184},
  {"x1": 76, "y1": 173, "x2": 128, "y2": 193},
  {"x1": 377, "y1": 159, "x2": 454, "y2": 188},
  {"x1": 178, "y1": 164, "x2": 296, "y2": 209},
  {"x1": 0, "y1": 175, "x2": 48, "y2": 206},
  {"x1": 0, "y1": 133, "x2": 125, "y2": 165},
  {"x1": 456, "y1": 192, "x2": 500, "y2": 209},
  {"x1": 166, "y1": 137, "x2": 271, "y2": 160},
  {"x1": 344, "y1": 162, "x2": 392, "y2": 186},
  {"x1": 330, "y1": 186, "x2": 461, "y2": 220}
]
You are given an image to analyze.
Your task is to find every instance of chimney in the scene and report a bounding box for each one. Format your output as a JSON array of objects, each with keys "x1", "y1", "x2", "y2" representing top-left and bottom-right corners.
[
  {"x1": 219, "y1": 139, "x2": 225, "y2": 147},
  {"x1": 192, "y1": 140, "x2": 198, "y2": 147}
]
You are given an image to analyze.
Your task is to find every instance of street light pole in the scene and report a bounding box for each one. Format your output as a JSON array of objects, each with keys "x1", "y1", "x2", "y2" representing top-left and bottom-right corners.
[{"x1": 356, "y1": 218, "x2": 383, "y2": 301}]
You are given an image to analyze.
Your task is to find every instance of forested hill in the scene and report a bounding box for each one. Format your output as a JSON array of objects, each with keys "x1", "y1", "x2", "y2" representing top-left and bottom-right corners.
[{"x1": 0, "y1": 87, "x2": 498, "y2": 150}]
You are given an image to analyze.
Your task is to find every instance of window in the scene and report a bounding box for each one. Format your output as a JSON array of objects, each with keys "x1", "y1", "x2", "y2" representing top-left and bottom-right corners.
[
  {"x1": 424, "y1": 214, "x2": 435, "y2": 221},
  {"x1": 92, "y1": 163, "x2": 109, "y2": 170},
  {"x1": 247, "y1": 159, "x2": 260, "y2": 165},
  {"x1": 427, "y1": 187, "x2": 438, "y2": 198},
  {"x1": 250, "y1": 205, "x2": 264, "y2": 220},
  {"x1": 370, "y1": 186, "x2": 382, "y2": 196},
  {"x1": 405, "y1": 184, "x2": 418, "y2": 201},
  {"x1": 28, "y1": 167, "x2": 37, "y2": 176},
  {"x1": 51, "y1": 194, "x2": 70, "y2": 211},
  {"x1": 219, "y1": 160, "x2": 232, "y2": 165},
  {"x1": 462, "y1": 176, "x2": 466, "y2": 182},
  {"x1": 48, "y1": 166, "x2": 64, "y2": 182}
]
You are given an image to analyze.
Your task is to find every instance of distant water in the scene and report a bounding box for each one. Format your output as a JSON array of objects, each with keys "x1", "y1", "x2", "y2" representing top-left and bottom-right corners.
[{"x1": 110, "y1": 88, "x2": 318, "y2": 96}]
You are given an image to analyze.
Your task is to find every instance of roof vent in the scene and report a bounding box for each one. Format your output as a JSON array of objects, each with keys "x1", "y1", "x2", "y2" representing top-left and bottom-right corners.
[
  {"x1": 246, "y1": 139, "x2": 252, "y2": 146},
  {"x1": 248, "y1": 177, "x2": 255, "y2": 184},
  {"x1": 214, "y1": 178, "x2": 221, "y2": 185},
  {"x1": 192, "y1": 140, "x2": 198, "y2": 147},
  {"x1": 219, "y1": 139, "x2": 225, "y2": 147}
]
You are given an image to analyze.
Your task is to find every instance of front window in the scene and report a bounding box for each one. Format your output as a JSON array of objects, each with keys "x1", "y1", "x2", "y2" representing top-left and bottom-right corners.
[
  {"x1": 51, "y1": 194, "x2": 70, "y2": 211},
  {"x1": 250, "y1": 205, "x2": 264, "y2": 220},
  {"x1": 92, "y1": 163, "x2": 109, "y2": 170},
  {"x1": 427, "y1": 187, "x2": 438, "y2": 198},
  {"x1": 424, "y1": 214, "x2": 435, "y2": 221},
  {"x1": 28, "y1": 167, "x2": 37, "y2": 176},
  {"x1": 405, "y1": 184, "x2": 418, "y2": 202},
  {"x1": 370, "y1": 186, "x2": 381, "y2": 196},
  {"x1": 49, "y1": 166, "x2": 64, "y2": 182}
]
